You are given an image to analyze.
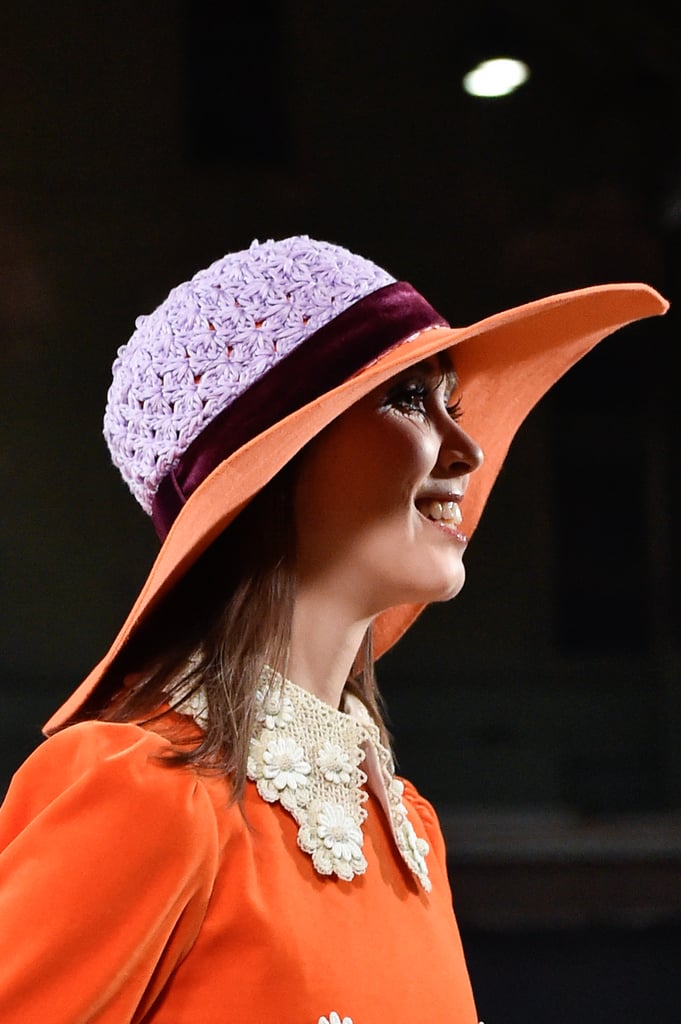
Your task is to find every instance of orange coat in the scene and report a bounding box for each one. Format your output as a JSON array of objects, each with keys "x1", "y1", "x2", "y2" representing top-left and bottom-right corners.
[{"x1": 0, "y1": 719, "x2": 479, "y2": 1023}]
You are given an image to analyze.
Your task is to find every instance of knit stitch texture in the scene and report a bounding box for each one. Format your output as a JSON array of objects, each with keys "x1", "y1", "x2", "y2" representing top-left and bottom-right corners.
[{"x1": 104, "y1": 236, "x2": 395, "y2": 513}]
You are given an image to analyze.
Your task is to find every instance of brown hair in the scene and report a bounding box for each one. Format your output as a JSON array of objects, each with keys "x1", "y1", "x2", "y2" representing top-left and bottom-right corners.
[{"x1": 98, "y1": 456, "x2": 388, "y2": 801}]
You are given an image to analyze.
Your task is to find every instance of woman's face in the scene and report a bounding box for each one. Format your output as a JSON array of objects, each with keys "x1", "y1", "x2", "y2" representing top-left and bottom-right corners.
[{"x1": 293, "y1": 357, "x2": 483, "y2": 619}]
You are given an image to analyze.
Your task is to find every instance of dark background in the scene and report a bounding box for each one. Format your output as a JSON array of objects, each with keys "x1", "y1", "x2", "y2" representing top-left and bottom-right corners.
[{"x1": 2, "y1": 2, "x2": 680, "y2": 1020}]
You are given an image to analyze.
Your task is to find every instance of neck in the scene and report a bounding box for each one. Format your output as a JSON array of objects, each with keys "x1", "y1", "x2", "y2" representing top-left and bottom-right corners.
[{"x1": 287, "y1": 585, "x2": 373, "y2": 707}]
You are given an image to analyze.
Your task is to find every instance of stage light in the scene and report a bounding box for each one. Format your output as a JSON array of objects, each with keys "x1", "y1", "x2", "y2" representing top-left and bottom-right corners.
[{"x1": 462, "y1": 57, "x2": 530, "y2": 98}]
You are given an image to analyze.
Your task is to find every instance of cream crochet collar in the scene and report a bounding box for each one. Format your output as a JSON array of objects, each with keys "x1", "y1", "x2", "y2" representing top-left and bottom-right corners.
[{"x1": 245, "y1": 669, "x2": 431, "y2": 890}]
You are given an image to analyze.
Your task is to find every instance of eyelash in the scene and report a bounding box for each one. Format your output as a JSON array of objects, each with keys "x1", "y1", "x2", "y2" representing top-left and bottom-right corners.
[
  {"x1": 384, "y1": 380, "x2": 463, "y2": 421},
  {"x1": 449, "y1": 396, "x2": 464, "y2": 421}
]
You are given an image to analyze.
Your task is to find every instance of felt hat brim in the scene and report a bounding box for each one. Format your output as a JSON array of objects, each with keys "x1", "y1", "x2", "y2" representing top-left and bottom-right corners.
[{"x1": 44, "y1": 282, "x2": 668, "y2": 734}]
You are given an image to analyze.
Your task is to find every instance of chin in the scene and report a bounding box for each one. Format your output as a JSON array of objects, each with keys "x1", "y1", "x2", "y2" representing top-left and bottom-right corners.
[
  {"x1": 364, "y1": 550, "x2": 468, "y2": 613},
  {"x1": 427, "y1": 566, "x2": 467, "y2": 604},
  {"x1": 392, "y1": 567, "x2": 466, "y2": 608}
]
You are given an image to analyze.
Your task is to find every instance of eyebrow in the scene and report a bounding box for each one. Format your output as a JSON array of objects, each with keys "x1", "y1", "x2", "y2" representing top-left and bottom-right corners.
[{"x1": 413, "y1": 355, "x2": 459, "y2": 396}]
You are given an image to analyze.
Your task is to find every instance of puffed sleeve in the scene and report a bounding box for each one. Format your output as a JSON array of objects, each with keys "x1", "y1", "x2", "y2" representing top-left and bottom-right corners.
[
  {"x1": 399, "y1": 776, "x2": 449, "y2": 869},
  {"x1": 0, "y1": 720, "x2": 220, "y2": 1022}
]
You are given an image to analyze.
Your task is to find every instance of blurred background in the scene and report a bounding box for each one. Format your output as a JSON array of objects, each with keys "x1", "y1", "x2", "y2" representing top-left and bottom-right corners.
[{"x1": 2, "y1": 1, "x2": 680, "y2": 1019}]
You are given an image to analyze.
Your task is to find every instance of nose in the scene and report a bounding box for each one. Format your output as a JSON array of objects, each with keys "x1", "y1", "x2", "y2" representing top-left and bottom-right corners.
[{"x1": 437, "y1": 420, "x2": 484, "y2": 477}]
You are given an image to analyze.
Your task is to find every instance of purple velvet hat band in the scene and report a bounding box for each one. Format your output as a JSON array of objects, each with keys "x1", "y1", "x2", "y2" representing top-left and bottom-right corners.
[{"x1": 151, "y1": 281, "x2": 447, "y2": 539}]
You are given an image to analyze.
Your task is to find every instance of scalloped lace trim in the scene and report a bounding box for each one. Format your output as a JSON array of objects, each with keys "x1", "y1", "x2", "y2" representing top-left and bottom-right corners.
[{"x1": 245, "y1": 668, "x2": 431, "y2": 890}]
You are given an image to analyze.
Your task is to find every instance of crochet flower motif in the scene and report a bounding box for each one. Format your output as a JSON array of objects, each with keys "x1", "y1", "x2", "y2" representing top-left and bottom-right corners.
[
  {"x1": 389, "y1": 776, "x2": 405, "y2": 801},
  {"x1": 245, "y1": 671, "x2": 430, "y2": 888},
  {"x1": 248, "y1": 734, "x2": 311, "y2": 809},
  {"x1": 318, "y1": 1014, "x2": 353, "y2": 1024},
  {"x1": 105, "y1": 235, "x2": 395, "y2": 513},
  {"x1": 176, "y1": 686, "x2": 209, "y2": 729},
  {"x1": 316, "y1": 740, "x2": 354, "y2": 785},
  {"x1": 398, "y1": 816, "x2": 430, "y2": 883},
  {"x1": 256, "y1": 686, "x2": 295, "y2": 730},
  {"x1": 346, "y1": 695, "x2": 432, "y2": 891},
  {"x1": 299, "y1": 800, "x2": 367, "y2": 880}
]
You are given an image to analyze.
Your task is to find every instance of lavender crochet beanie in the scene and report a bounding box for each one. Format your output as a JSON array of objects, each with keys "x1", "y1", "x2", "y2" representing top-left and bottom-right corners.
[{"x1": 104, "y1": 236, "x2": 395, "y2": 516}]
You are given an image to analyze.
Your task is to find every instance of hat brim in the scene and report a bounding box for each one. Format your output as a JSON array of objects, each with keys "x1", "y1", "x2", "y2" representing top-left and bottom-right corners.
[{"x1": 44, "y1": 282, "x2": 668, "y2": 734}]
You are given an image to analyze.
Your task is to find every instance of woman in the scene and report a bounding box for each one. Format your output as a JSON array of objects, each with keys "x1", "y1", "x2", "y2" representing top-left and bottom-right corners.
[{"x1": 0, "y1": 236, "x2": 667, "y2": 1022}]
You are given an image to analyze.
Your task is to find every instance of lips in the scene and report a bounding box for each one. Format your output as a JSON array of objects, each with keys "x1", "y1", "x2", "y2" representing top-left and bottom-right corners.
[{"x1": 415, "y1": 498, "x2": 463, "y2": 526}]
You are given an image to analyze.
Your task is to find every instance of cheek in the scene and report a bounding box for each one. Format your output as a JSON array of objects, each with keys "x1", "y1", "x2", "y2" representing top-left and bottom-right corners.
[
  {"x1": 293, "y1": 410, "x2": 439, "y2": 562},
  {"x1": 295, "y1": 442, "x2": 382, "y2": 550},
  {"x1": 296, "y1": 431, "x2": 418, "y2": 528},
  {"x1": 293, "y1": 438, "x2": 354, "y2": 561}
]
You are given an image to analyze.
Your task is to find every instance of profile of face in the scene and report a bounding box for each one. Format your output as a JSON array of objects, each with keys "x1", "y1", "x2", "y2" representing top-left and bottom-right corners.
[{"x1": 293, "y1": 357, "x2": 484, "y2": 620}]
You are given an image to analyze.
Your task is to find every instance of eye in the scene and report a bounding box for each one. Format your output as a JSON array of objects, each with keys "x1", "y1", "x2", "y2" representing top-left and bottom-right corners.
[
  {"x1": 448, "y1": 394, "x2": 464, "y2": 422},
  {"x1": 382, "y1": 378, "x2": 430, "y2": 416}
]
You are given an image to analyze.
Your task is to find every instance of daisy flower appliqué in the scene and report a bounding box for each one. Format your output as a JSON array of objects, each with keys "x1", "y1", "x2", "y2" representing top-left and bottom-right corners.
[
  {"x1": 316, "y1": 740, "x2": 354, "y2": 785},
  {"x1": 318, "y1": 1013, "x2": 353, "y2": 1024},
  {"x1": 398, "y1": 816, "x2": 430, "y2": 882},
  {"x1": 256, "y1": 686, "x2": 295, "y2": 730},
  {"x1": 299, "y1": 800, "x2": 367, "y2": 880},
  {"x1": 248, "y1": 734, "x2": 311, "y2": 810},
  {"x1": 246, "y1": 670, "x2": 430, "y2": 887}
]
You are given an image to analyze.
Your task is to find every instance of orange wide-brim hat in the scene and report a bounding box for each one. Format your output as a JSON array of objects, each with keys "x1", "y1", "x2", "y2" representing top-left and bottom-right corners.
[{"x1": 43, "y1": 240, "x2": 668, "y2": 735}]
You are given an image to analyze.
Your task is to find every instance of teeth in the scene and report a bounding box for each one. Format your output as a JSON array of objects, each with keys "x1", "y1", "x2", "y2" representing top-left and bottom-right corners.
[{"x1": 420, "y1": 500, "x2": 462, "y2": 525}]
